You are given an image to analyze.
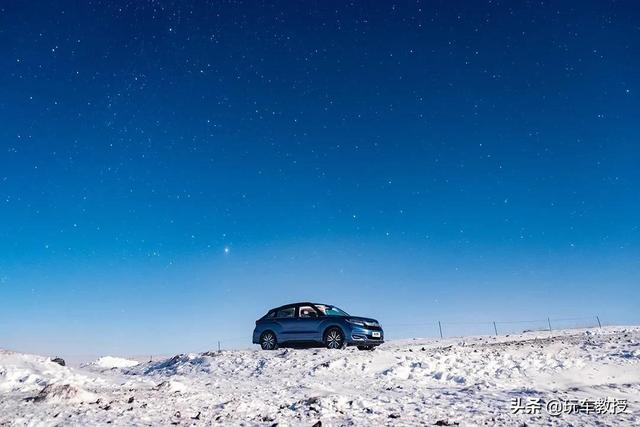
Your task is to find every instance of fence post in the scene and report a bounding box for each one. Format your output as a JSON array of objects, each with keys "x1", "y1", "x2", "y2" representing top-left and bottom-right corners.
[
  {"x1": 547, "y1": 317, "x2": 552, "y2": 332},
  {"x1": 596, "y1": 316, "x2": 602, "y2": 329},
  {"x1": 438, "y1": 321, "x2": 443, "y2": 339},
  {"x1": 218, "y1": 341, "x2": 221, "y2": 353},
  {"x1": 493, "y1": 321, "x2": 498, "y2": 336}
]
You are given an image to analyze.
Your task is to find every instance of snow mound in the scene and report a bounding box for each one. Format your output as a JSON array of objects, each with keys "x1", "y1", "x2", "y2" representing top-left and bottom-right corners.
[
  {"x1": 0, "y1": 350, "x2": 91, "y2": 394},
  {"x1": 91, "y1": 356, "x2": 140, "y2": 369},
  {"x1": 141, "y1": 353, "x2": 214, "y2": 375}
]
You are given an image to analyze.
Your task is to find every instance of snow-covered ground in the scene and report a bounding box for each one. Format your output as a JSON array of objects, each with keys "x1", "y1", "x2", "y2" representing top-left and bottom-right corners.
[{"x1": 1, "y1": 327, "x2": 638, "y2": 426}]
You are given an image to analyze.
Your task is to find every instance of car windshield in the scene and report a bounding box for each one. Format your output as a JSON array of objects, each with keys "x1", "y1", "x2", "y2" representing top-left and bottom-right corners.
[{"x1": 315, "y1": 304, "x2": 349, "y2": 316}]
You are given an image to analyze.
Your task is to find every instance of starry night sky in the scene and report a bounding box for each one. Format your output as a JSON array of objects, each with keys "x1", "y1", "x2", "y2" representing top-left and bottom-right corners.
[{"x1": 1, "y1": 1, "x2": 639, "y2": 356}]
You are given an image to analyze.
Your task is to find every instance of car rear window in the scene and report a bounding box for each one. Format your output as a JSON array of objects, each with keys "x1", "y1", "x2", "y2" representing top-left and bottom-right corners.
[{"x1": 276, "y1": 307, "x2": 295, "y2": 318}]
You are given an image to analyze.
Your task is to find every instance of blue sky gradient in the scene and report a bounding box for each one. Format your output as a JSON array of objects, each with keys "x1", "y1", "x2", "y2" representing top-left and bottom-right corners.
[{"x1": 1, "y1": 1, "x2": 639, "y2": 357}]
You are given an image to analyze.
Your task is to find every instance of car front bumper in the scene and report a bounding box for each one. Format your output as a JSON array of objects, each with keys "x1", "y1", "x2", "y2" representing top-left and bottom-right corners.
[{"x1": 347, "y1": 326, "x2": 384, "y2": 345}]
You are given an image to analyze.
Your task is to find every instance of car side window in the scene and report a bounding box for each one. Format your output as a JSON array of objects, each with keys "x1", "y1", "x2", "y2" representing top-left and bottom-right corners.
[
  {"x1": 276, "y1": 307, "x2": 295, "y2": 318},
  {"x1": 298, "y1": 305, "x2": 319, "y2": 318}
]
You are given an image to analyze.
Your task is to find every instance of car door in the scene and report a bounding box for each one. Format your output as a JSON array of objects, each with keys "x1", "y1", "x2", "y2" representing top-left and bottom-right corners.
[
  {"x1": 293, "y1": 304, "x2": 323, "y2": 342},
  {"x1": 273, "y1": 306, "x2": 297, "y2": 343}
]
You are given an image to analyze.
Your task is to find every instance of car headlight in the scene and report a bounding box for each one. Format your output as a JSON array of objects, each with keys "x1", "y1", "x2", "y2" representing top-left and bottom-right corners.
[{"x1": 346, "y1": 318, "x2": 365, "y2": 327}]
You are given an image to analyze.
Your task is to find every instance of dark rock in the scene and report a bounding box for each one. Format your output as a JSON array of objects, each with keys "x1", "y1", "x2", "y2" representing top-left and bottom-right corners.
[
  {"x1": 29, "y1": 384, "x2": 83, "y2": 403},
  {"x1": 311, "y1": 422, "x2": 322, "y2": 427},
  {"x1": 127, "y1": 396, "x2": 134, "y2": 404},
  {"x1": 388, "y1": 413, "x2": 400, "y2": 418},
  {"x1": 191, "y1": 412, "x2": 201, "y2": 420},
  {"x1": 51, "y1": 357, "x2": 66, "y2": 366}
]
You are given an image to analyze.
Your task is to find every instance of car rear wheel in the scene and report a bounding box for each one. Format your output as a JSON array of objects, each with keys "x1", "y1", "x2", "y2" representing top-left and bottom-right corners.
[
  {"x1": 260, "y1": 331, "x2": 277, "y2": 350},
  {"x1": 324, "y1": 327, "x2": 345, "y2": 349}
]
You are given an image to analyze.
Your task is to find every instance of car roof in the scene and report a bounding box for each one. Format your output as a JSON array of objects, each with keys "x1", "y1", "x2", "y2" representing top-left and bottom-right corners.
[{"x1": 270, "y1": 302, "x2": 325, "y2": 311}]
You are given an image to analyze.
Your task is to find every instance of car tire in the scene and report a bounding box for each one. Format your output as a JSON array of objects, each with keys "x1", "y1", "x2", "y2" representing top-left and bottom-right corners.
[
  {"x1": 357, "y1": 345, "x2": 375, "y2": 351},
  {"x1": 260, "y1": 331, "x2": 278, "y2": 350},
  {"x1": 324, "y1": 327, "x2": 345, "y2": 349}
]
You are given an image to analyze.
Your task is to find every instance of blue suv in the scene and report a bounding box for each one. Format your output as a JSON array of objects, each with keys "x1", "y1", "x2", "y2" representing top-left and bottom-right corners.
[{"x1": 252, "y1": 302, "x2": 384, "y2": 350}]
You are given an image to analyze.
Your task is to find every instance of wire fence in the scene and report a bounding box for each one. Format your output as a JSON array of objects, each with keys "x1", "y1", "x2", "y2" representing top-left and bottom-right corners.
[
  {"x1": 383, "y1": 315, "x2": 602, "y2": 339},
  {"x1": 212, "y1": 314, "x2": 610, "y2": 351}
]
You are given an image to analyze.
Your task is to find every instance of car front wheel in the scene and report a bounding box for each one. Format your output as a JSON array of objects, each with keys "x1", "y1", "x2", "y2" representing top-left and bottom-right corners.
[
  {"x1": 324, "y1": 328, "x2": 345, "y2": 349},
  {"x1": 260, "y1": 331, "x2": 277, "y2": 350}
]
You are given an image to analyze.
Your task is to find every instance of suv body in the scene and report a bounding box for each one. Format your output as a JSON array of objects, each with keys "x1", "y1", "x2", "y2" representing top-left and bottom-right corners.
[{"x1": 252, "y1": 302, "x2": 384, "y2": 350}]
